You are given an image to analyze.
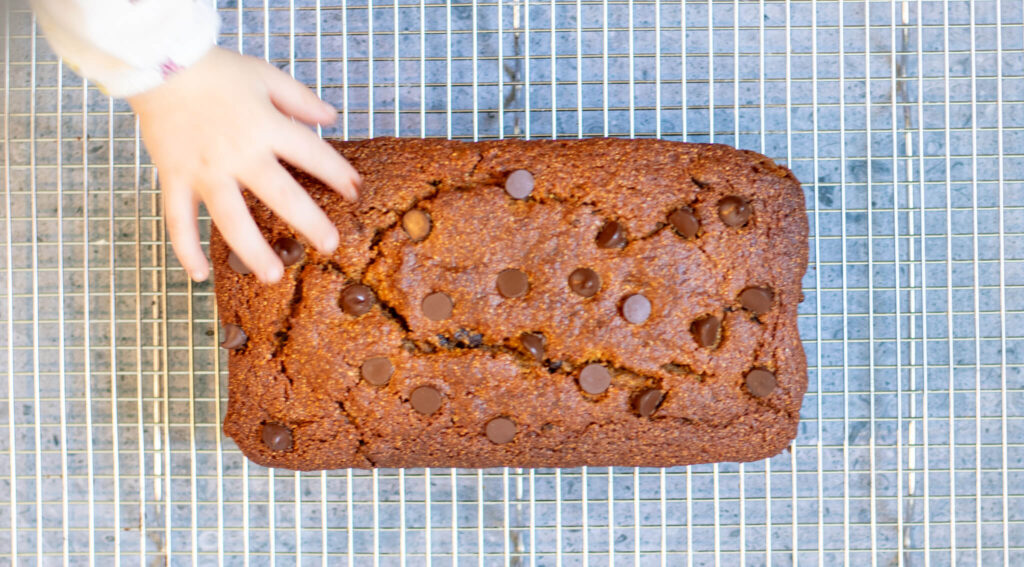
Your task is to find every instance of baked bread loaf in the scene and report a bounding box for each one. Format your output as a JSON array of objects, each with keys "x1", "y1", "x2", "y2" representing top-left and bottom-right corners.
[{"x1": 212, "y1": 137, "x2": 808, "y2": 470}]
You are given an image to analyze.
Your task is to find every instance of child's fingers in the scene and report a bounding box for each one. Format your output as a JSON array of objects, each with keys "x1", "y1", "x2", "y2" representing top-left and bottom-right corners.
[
  {"x1": 238, "y1": 160, "x2": 340, "y2": 255},
  {"x1": 163, "y1": 183, "x2": 210, "y2": 281},
  {"x1": 202, "y1": 179, "x2": 285, "y2": 284},
  {"x1": 273, "y1": 119, "x2": 361, "y2": 201},
  {"x1": 258, "y1": 61, "x2": 337, "y2": 126}
]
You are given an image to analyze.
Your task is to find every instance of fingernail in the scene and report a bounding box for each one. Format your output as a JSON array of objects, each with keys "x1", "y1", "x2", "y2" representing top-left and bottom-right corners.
[
  {"x1": 192, "y1": 260, "x2": 211, "y2": 282},
  {"x1": 321, "y1": 102, "x2": 338, "y2": 123},
  {"x1": 264, "y1": 265, "x2": 284, "y2": 283},
  {"x1": 321, "y1": 231, "x2": 339, "y2": 253}
]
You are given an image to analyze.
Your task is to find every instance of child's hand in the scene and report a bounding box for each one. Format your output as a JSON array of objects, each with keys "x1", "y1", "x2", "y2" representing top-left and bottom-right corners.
[{"x1": 129, "y1": 47, "x2": 360, "y2": 283}]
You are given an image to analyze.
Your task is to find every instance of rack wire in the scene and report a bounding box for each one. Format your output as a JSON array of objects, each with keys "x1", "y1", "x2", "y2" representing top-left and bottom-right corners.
[{"x1": 2, "y1": 0, "x2": 1023, "y2": 564}]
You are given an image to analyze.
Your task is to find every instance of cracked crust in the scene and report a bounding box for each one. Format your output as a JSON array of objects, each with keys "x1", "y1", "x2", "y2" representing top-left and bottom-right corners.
[{"x1": 213, "y1": 137, "x2": 808, "y2": 470}]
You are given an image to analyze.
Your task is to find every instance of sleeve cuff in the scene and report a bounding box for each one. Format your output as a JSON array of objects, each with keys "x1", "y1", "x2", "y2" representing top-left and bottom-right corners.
[{"x1": 99, "y1": 4, "x2": 221, "y2": 98}]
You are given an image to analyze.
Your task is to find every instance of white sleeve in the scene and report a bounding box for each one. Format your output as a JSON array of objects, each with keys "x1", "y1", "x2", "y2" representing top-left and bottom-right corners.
[{"x1": 32, "y1": 0, "x2": 221, "y2": 98}]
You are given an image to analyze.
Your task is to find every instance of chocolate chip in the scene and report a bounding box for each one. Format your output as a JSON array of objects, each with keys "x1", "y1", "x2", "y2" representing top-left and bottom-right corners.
[
  {"x1": 402, "y1": 209, "x2": 432, "y2": 241},
  {"x1": 718, "y1": 196, "x2": 751, "y2": 227},
  {"x1": 505, "y1": 169, "x2": 534, "y2": 199},
  {"x1": 361, "y1": 357, "x2": 393, "y2": 386},
  {"x1": 520, "y1": 332, "x2": 545, "y2": 362},
  {"x1": 633, "y1": 389, "x2": 665, "y2": 417},
  {"x1": 227, "y1": 251, "x2": 251, "y2": 275},
  {"x1": 740, "y1": 287, "x2": 774, "y2": 315},
  {"x1": 272, "y1": 237, "x2": 304, "y2": 266},
  {"x1": 422, "y1": 292, "x2": 453, "y2": 321},
  {"x1": 745, "y1": 368, "x2": 777, "y2": 398},
  {"x1": 621, "y1": 294, "x2": 652, "y2": 324},
  {"x1": 578, "y1": 363, "x2": 611, "y2": 395},
  {"x1": 596, "y1": 220, "x2": 627, "y2": 248},
  {"x1": 262, "y1": 422, "x2": 293, "y2": 451},
  {"x1": 220, "y1": 324, "x2": 247, "y2": 350},
  {"x1": 568, "y1": 268, "x2": 601, "y2": 298},
  {"x1": 668, "y1": 207, "x2": 700, "y2": 239},
  {"x1": 485, "y1": 417, "x2": 517, "y2": 444},
  {"x1": 410, "y1": 386, "x2": 443, "y2": 415},
  {"x1": 340, "y1": 284, "x2": 375, "y2": 316},
  {"x1": 691, "y1": 315, "x2": 721, "y2": 349},
  {"x1": 496, "y1": 269, "x2": 529, "y2": 298}
]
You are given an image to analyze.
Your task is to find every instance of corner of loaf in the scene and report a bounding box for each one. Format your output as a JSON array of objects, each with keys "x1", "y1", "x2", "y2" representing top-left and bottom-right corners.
[{"x1": 212, "y1": 137, "x2": 809, "y2": 470}]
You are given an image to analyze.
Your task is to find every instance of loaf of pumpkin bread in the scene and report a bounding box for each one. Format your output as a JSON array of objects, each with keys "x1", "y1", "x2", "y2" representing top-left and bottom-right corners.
[{"x1": 212, "y1": 137, "x2": 808, "y2": 470}]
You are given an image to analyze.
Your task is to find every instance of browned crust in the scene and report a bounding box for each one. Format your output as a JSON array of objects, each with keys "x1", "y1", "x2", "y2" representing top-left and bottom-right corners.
[{"x1": 212, "y1": 137, "x2": 808, "y2": 470}]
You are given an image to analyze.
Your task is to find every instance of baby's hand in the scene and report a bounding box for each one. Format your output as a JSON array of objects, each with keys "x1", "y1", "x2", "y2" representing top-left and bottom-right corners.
[{"x1": 129, "y1": 47, "x2": 360, "y2": 283}]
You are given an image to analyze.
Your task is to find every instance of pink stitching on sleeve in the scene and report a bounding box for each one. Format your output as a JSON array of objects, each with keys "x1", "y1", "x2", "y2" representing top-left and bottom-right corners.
[{"x1": 159, "y1": 59, "x2": 183, "y2": 79}]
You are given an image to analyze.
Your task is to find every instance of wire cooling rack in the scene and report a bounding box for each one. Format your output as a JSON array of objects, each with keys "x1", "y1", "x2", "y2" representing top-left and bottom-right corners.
[{"x1": 1, "y1": 0, "x2": 1022, "y2": 565}]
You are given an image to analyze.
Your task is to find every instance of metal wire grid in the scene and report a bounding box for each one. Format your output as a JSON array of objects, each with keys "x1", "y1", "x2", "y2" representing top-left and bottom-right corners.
[{"x1": 0, "y1": 0, "x2": 1022, "y2": 564}]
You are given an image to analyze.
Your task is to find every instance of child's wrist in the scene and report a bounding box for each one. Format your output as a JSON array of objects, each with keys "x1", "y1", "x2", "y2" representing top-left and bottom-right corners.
[{"x1": 127, "y1": 46, "x2": 222, "y2": 114}]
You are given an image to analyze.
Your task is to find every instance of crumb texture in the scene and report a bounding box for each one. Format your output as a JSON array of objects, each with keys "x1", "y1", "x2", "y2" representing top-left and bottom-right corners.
[{"x1": 212, "y1": 137, "x2": 809, "y2": 470}]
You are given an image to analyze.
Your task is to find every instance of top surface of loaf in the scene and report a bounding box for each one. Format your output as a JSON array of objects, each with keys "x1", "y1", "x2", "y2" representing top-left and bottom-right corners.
[{"x1": 213, "y1": 137, "x2": 809, "y2": 470}]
